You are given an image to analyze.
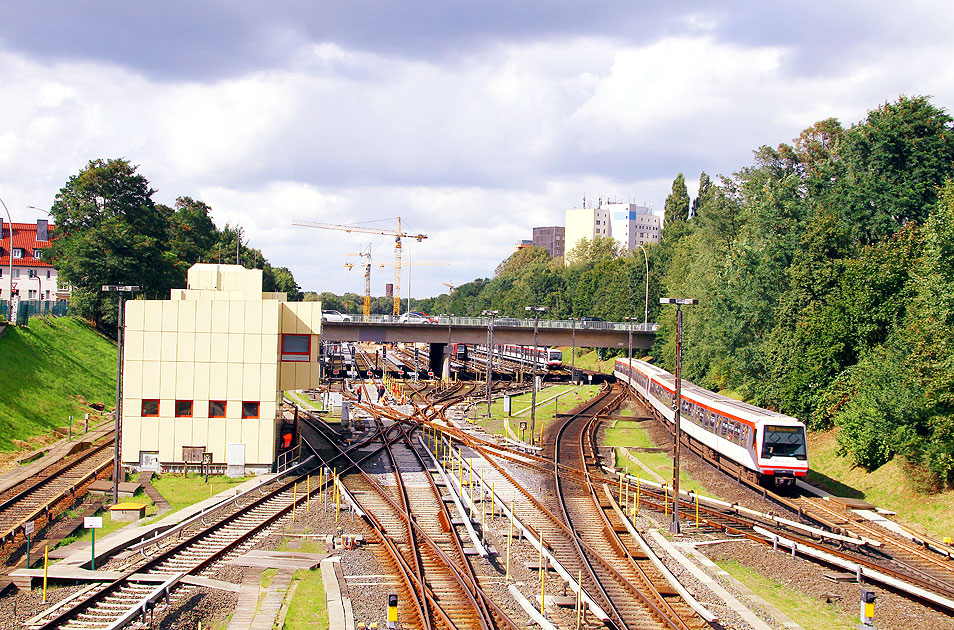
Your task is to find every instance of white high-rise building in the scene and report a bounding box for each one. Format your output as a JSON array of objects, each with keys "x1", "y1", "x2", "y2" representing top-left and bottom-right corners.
[{"x1": 564, "y1": 201, "x2": 660, "y2": 262}]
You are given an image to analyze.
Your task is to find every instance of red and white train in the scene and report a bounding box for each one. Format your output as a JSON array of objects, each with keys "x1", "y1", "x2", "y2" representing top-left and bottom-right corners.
[
  {"x1": 615, "y1": 358, "x2": 808, "y2": 486},
  {"x1": 473, "y1": 344, "x2": 563, "y2": 369}
]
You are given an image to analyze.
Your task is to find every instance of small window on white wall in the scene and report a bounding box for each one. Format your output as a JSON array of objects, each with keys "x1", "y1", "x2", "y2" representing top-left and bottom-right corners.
[{"x1": 281, "y1": 334, "x2": 310, "y2": 362}]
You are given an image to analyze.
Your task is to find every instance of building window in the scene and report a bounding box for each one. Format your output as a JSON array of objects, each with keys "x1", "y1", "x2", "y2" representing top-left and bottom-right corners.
[
  {"x1": 33, "y1": 249, "x2": 42, "y2": 259},
  {"x1": 142, "y1": 399, "x2": 160, "y2": 417},
  {"x1": 12, "y1": 248, "x2": 23, "y2": 259},
  {"x1": 175, "y1": 400, "x2": 193, "y2": 417},
  {"x1": 46, "y1": 270, "x2": 51, "y2": 279},
  {"x1": 281, "y1": 334, "x2": 310, "y2": 362},
  {"x1": 28, "y1": 289, "x2": 37, "y2": 299},
  {"x1": 209, "y1": 400, "x2": 226, "y2": 418},
  {"x1": 242, "y1": 401, "x2": 260, "y2": 419},
  {"x1": 13, "y1": 269, "x2": 19, "y2": 278}
]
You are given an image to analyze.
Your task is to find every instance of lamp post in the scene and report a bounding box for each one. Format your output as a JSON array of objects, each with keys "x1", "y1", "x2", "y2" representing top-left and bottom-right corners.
[
  {"x1": 624, "y1": 317, "x2": 639, "y2": 362},
  {"x1": 525, "y1": 306, "x2": 547, "y2": 445},
  {"x1": 0, "y1": 196, "x2": 12, "y2": 314},
  {"x1": 636, "y1": 244, "x2": 649, "y2": 326},
  {"x1": 102, "y1": 285, "x2": 140, "y2": 505},
  {"x1": 482, "y1": 310, "x2": 500, "y2": 416},
  {"x1": 568, "y1": 317, "x2": 578, "y2": 384},
  {"x1": 659, "y1": 297, "x2": 697, "y2": 534}
]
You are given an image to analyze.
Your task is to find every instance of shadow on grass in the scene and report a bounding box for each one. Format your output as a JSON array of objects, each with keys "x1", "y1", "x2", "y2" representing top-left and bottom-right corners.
[{"x1": 807, "y1": 469, "x2": 865, "y2": 499}]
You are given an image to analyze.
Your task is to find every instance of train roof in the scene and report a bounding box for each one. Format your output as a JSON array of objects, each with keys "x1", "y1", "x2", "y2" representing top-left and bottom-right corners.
[{"x1": 618, "y1": 358, "x2": 803, "y2": 427}]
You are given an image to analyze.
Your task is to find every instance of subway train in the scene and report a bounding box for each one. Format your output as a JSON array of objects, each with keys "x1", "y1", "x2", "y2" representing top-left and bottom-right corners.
[
  {"x1": 615, "y1": 358, "x2": 808, "y2": 486},
  {"x1": 474, "y1": 344, "x2": 563, "y2": 369}
]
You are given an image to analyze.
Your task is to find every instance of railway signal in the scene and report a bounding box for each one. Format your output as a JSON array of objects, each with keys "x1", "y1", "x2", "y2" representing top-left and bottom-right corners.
[{"x1": 387, "y1": 593, "x2": 398, "y2": 629}]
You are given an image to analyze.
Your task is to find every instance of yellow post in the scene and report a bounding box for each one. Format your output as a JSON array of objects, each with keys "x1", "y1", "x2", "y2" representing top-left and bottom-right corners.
[
  {"x1": 618, "y1": 473, "x2": 622, "y2": 501},
  {"x1": 539, "y1": 533, "x2": 545, "y2": 614},
  {"x1": 636, "y1": 476, "x2": 640, "y2": 514},
  {"x1": 210, "y1": 481, "x2": 213, "y2": 497},
  {"x1": 492, "y1": 482, "x2": 496, "y2": 517},
  {"x1": 695, "y1": 492, "x2": 700, "y2": 528},
  {"x1": 307, "y1": 475, "x2": 311, "y2": 511},
  {"x1": 468, "y1": 457, "x2": 473, "y2": 487},
  {"x1": 576, "y1": 569, "x2": 582, "y2": 630},
  {"x1": 335, "y1": 472, "x2": 340, "y2": 523},
  {"x1": 506, "y1": 502, "x2": 514, "y2": 581},
  {"x1": 293, "y1": 482, "x2": 297, "y2": 520},
  {"x1": 42, "y1": 545, "x2": 48, "y2": 603},
  {"x1": 664, "y1": 484, "x2": 669, "y2": 517}
]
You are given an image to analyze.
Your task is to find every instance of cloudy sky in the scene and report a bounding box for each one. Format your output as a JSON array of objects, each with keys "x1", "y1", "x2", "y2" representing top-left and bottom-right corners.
[{"x1": 2, "y1": 2, "x2": 953, "y2": 302}]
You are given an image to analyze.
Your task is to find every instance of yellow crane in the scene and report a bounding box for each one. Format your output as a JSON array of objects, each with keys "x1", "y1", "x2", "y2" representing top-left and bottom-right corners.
[
  {"x1": 293, "y1": 217, "x2": 427, "y2": 315},
  {"x1": 344, "y1": 259, "x2": 448, "y2": 315}
]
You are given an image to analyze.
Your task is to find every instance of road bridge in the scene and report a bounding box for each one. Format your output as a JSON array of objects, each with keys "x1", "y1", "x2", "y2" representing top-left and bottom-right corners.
[{"x1": 319, "y1": 315, "x2": 657, "y2": 378}]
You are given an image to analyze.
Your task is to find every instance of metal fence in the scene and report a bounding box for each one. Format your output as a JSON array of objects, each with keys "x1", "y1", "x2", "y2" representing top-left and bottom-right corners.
[
  {"x1": 1, "y1": 299, "x2": 69, "y2": 324},
  {"x1": 329, "y1": 313, "x2": 658, "y2": 332}
]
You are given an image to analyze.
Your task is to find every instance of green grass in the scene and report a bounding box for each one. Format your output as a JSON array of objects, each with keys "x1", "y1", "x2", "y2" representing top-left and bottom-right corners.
[
  {"x1": 150, "y1": 473, "x2": 253, "y2": 514},
  {"x1": 286, "y1": 390, "x2": 324, "y2": 411},
  {"x1": 807, "y1": 430, "x2": 954, "y2": 540},
  {"x1": 713, "y1": 558, "x2": 857, "y2": 629},
  {"x1": 283, "y1": 568, "x2": 328, "y2": 630},
  {"x1": 0, "y1": 317, "x2": 116, "y2": 451},
  {"x1": 474, "y1": 385, "x2": 601, "y2": 440},
  {"x1": 559, "y1": 348, "x2": 620, "y2": 374},
  {"x1": 605, "y1": 417, "x2": 720, "y2": 498}
]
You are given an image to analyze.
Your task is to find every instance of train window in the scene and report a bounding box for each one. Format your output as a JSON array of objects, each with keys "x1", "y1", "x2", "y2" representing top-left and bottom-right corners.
[{"x1": 761, "y1": 425, "x2": 807, "y2": 459}]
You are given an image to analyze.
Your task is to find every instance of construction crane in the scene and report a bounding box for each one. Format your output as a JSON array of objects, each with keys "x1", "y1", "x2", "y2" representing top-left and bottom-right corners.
[
  {"x1": 344, "y1": 259, "x2": 448, "y2": 315},
  {"x1": 293, "y1": 217, "x2": 427, "y2": 315}
]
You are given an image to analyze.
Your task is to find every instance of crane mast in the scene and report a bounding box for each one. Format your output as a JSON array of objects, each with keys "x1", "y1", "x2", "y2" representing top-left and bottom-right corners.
[{"x1": 292, "y1": 217, "x2": 427, "y2": 316}]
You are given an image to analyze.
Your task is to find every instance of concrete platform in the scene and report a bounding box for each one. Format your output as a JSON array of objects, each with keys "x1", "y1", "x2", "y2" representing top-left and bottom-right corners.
[{"x1": 88, "y1": 480, "x2": 142, "y2": 498}]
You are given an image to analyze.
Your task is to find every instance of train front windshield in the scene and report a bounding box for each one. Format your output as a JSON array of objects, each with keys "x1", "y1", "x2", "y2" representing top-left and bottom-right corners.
[
  {"x1": 761, "y1": 425, "x2": 807, "y2": 460},
  {"x1": 548, "y1": 349, "x2": 563, "y2": 362}
]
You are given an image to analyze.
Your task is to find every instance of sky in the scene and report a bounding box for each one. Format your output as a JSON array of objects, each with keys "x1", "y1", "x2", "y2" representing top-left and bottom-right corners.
[{"x1": 2, "y1": 1, "x2": 953, "y2": 304}]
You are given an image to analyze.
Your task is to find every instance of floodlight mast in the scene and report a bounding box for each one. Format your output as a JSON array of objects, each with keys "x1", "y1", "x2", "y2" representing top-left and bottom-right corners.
[
  {"x1": 659, "y1": 296, "x2": 697, "y2": 534},
  {"x1": 102, "y1": 284, "x2": 140, "y2": 505}
]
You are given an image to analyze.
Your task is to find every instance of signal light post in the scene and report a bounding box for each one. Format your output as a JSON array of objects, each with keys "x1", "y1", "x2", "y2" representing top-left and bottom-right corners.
[
  {"x1": 482, "y1": 310, "x2": 500, "y2": 417},
  {"x1": 525, "y1": 306, "x2": 547, "y2": 445},
  {"x1": 659, "y1": 297, "x2": 697, "y2": 534}
]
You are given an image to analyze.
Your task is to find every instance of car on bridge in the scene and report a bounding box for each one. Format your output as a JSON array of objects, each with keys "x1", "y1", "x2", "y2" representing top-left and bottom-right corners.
[
  {"x1": 397, "y1": 311, "x2": 438, "y2": 324},
  {"x1": 321, "y1": 310, "x2": 353, "y2": 322}
]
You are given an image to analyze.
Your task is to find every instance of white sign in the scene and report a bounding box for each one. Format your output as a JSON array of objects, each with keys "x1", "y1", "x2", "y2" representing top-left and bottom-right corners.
[
  {"x1": 84, "y1": 517, "x2": 103, "y2": 529},
  {"x1": 24, "y1": 521, "x2": 34, "y2": 535}
]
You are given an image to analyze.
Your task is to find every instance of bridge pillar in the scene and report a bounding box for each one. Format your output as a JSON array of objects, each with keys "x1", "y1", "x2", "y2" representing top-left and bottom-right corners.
[{"x1": 429, "y1": 343, "x2": 448, "y2": 381}]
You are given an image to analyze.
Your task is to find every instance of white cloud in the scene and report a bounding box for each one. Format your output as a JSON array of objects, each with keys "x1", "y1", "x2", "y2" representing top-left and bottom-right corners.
[{"x1": 2, "y1": 17, "x2": 954, "y2": 303}]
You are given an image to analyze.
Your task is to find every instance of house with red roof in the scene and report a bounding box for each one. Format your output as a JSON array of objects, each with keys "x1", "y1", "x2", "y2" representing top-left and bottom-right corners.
[{"x1": 0, "y1": 218, "x2": 70, "y2": 302}]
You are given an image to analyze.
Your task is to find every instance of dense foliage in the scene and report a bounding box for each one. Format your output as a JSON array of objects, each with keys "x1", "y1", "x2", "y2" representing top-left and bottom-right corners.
[
  {"x1": 418, "y1": 96, "x2": 954, "y2": 488},
  {"x1": 46, "y1": 159, "x2": 301, "y2": 327}
]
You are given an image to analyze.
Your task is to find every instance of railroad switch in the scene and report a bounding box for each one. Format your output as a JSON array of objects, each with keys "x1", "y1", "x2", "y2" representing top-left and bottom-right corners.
[{"x1": 857, "y1": 589, "x2": 876, "y2": 629}]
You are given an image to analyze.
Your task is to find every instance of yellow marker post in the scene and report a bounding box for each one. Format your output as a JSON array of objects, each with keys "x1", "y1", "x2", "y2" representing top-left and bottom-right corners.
[
  {"x1": 576, "y1": 569, "x2": 582, "y2": 630},
  {"x1": 42, "y1": 545, "x2": 48, "y2": 603},
  {"x1": 335, "y1": 472, "x2": 340, "y2": 523},
  {"x1": 618, "y1": 473, "x2": 622, "y2": 502},
  {"x1": 506, "y1": 502, "x2": 514, "y2": 581},
  {"x1": 491, "y1": 482, "x2": 496, "y2": 517},
  {"x1": 695, "y1": 492, "x2": 700, "y2": 528},
  {"x1": 307, "y1": 475, "x2": 311, "y2": 511},
  {"x1": 293, "y1": 482, "x2": 297, "y2": 520},
  {"x1": 664, "y1": 484, "x2": 669, "y2": 516},
  {"x1": 539, "y1": 533, "x2": 545, "y2": 614},
  {"x1": 636, "y1": 477, "x2": 640, "y2": 514}
]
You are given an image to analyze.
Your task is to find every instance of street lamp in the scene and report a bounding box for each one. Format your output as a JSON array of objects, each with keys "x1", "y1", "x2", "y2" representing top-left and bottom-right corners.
[
  {"x1": 482, "y1": 310, "x2": 500, "y2": 416},
  {"x1": 525, "y1": 306, "x2": 547, "y2": 445},
  {"x1": 624, "y1": 317, "x2": 639, "y2": 362},
  {"x1": 0, "y1": 196, "x2": 12, "y2": 315},
  {"x1": 102, "y1": 285, "x2": 140, "y2": 505},
  {"x1": 659, "y1": 297, "x2": 697, "y2": 534},
  {"x1": 568, "y1": 317, "x2": 579, "y2": 384}
]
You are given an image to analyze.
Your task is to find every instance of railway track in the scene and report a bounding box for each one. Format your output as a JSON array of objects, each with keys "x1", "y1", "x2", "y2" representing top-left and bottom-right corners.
[
  {"x1": 28, "y1": 463, "x2": 320, "y2": 630},
  {"x1": 0, "y1": 439, "x2": 114, "y2": 556}
]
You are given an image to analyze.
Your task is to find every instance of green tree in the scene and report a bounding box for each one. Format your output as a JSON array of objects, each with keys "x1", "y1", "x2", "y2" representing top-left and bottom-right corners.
[
  {"x1": 564, "y1": 236, "x2": 620, "y2": 266},
  {"x1": 164, "y1": 196, "x2": 219, "y2": 285},
  {"x1": 46, "y1": 158, "x2": 176, "y2": 327},
  {"x1": 663, "y1": 173, "x2": 691, "y2": 226}
]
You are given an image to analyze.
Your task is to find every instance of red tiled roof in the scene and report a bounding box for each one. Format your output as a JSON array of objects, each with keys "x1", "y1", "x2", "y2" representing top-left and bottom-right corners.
[{"x1": 0, "y1": 222, "x2": 55, "y2": 267}]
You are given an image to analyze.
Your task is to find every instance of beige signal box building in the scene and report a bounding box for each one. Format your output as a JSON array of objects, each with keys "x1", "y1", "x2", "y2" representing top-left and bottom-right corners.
[{"x1": 121, "y1": 264, "x2": 322, "y2": 475}]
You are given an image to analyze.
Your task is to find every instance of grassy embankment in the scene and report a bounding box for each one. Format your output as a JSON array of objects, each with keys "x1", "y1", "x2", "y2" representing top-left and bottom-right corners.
[
  {"x1": 474, "y1": 384, "x2": 601, "y2": 440},
  {"x1": 0, "y1": 317, "x2": 115, "y2": 455}
]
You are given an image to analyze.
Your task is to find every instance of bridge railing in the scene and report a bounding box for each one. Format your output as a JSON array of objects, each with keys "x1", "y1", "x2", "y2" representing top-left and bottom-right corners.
[{"x1": 333, "y1": 313, "x2": 658, "y2": 332}]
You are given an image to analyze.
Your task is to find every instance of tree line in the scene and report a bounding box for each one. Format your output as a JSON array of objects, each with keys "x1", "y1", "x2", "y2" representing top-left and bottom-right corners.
[
  {"x1": 416, "y1": 95, "x2": 954, "y2": 489},
  {"x1": 46, "y1": 158, "x2": 302, "y2": 328}
]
